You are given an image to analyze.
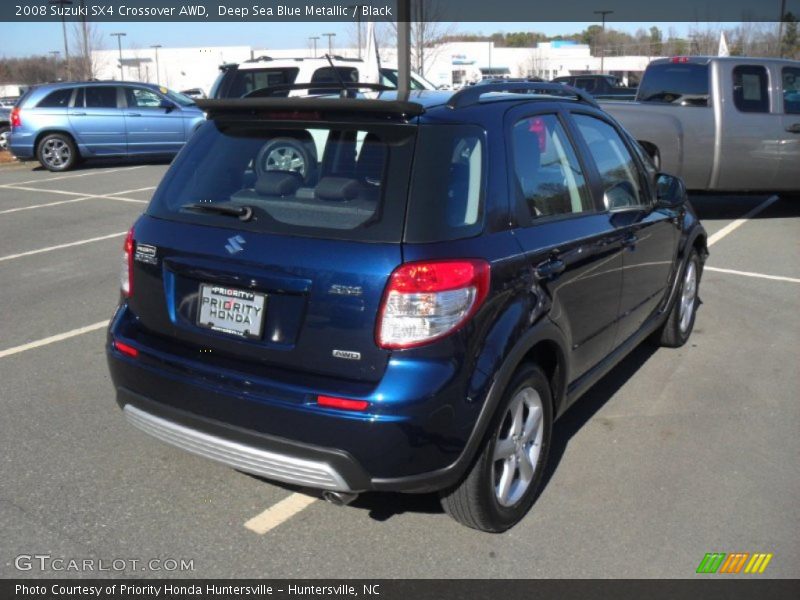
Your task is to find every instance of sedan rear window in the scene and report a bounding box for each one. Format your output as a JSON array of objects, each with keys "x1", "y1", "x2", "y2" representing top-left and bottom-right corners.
[{"x1": 147, "y1": 121, "x2": 415, "y2": 242}]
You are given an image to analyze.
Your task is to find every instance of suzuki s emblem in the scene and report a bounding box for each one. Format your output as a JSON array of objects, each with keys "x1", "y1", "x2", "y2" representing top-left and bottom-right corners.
[{"x1": 225, "y1": 235, "x2": 246, "y2": 254}]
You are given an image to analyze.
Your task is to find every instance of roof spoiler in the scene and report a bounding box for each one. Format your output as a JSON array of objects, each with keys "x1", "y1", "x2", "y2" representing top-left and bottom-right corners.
[{"x1": 196, "y1": 97, "x2": 426, "y2": 119}]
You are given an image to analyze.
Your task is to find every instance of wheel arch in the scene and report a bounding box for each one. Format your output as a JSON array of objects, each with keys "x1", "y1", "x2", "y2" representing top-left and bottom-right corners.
[{"x1": 34, "y1": 129, "x2": 81, "y2": 157}]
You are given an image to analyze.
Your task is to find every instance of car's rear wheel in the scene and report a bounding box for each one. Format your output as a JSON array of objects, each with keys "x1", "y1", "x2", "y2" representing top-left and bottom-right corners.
[
  {"x1": 255, "y1": 137, "x2": 316, "y2": 181},
  {"x1": 37, "y1": 133, "x2": 78, "y2": 172},
  {"x1": 440, "y1": 363, "x2": 553, "y2": 532},
  {"x1": 656, "y1": 249, "x2": 701, "y2": 348},
  {"x1": 0, "y1": 125, "x2": 10, "y2": 152}
]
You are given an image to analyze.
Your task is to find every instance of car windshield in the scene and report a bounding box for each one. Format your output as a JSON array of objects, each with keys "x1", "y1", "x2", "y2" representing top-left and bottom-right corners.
[{"x1": 147, "y1": 120, "x2": 416, "y2": 242}]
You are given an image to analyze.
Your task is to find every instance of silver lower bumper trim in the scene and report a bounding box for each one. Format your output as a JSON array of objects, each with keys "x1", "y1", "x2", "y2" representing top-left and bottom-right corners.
[{"x1": 123, "y1": 405, "x2": 351, "y2": 491}]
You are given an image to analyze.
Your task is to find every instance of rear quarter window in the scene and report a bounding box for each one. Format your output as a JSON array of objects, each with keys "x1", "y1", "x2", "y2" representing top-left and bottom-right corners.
[{"x1": 37, "y1": 88, "x2": 73, "y2": 108}]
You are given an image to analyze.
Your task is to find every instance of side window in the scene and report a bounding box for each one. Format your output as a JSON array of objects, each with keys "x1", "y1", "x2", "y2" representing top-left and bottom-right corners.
[
  {"x1": 783, "y1": 67, "x2": 800, "y2": 115},
  {"x1": 37, "y1": 88, "x2": 72, "y2": 108},
  {"x1": 573, "y1": 114, "x2": 645, "y2": 210},
  {"x1": 127, "y1": 87, "x2": 163, "y2": 108},
  {"x1": 575, "y1": 78, "x2": 597, "y2": 93},
  {"x1": 229, "y1": 69, "x2": 299, "y2": 97},
  {"x1": 511, "y1": 114, "x2": 592, "y2": 219},
  {"x1": 733, "y1": 65, "x2": 769, "y2": 113},
  {"x1": 85, "y1": 86, "x2": 118, "y2": 109}
]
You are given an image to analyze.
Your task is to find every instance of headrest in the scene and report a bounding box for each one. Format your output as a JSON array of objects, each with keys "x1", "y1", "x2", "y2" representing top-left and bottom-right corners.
[
  {"x1": 255, "y1": 171, "x2": 303, "y2": 196},
  {"x1": 315, "y1": 177, "x2": 360, "y2": 201}
]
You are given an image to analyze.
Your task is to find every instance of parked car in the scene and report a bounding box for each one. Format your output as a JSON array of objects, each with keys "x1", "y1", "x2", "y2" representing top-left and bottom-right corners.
[
  {"x1": 107, "y1": 82, "x2": 706, "y2": 532},
  {"x1": 8, "y1": 81, "x2": 205, "y2": 171},
  {"x1": 602, "y1": 56, "x2": 800, "y2": 192},
  {"x1": 553, "y1": 74, "x2": 637, "y2": 100}
]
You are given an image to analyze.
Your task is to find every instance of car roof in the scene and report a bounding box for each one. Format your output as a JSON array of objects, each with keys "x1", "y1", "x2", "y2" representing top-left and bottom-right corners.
[{"x1": 235, "y1": 56, "x2": 363, "y2": 70}]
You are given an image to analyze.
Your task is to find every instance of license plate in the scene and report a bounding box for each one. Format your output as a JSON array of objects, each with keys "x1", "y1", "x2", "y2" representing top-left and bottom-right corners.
[{"x1": 197, "y1": 284, "x2": 266, "y2": 339}]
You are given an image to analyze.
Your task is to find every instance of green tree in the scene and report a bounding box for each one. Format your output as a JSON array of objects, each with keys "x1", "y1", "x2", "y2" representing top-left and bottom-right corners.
[
  {"x1": 650, "y1": 26, "x2": 663, "y2": 55},
  {"x1": 782, "y1": 13, "x2": 799, "y2": 59}
]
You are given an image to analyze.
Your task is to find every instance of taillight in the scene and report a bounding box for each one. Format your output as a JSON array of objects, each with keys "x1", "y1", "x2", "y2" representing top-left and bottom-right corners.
[
  {"x1": 376, "y1": 259, "x2": 490, "y2": 349},
  {"x1": 671, "y1": 56, "x2": 690, "y2": 63},
  {"x1": 10, "y1": 107, "x2": 21, "y2": 128},
  {"x1": 120, "y1": 227, "x2": 134, "y2": 297}
]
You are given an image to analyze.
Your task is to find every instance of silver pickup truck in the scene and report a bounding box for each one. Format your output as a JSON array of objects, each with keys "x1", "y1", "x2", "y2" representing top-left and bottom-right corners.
[{"x1": 602, "y1": 56, "x2": 800, "y2": 193}]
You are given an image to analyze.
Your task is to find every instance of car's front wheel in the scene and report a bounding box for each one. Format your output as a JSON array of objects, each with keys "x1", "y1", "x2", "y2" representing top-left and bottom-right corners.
[
  {"x1": 37, "y1": 133, "x2": 78, "y2": 172},
  {"x1": 440, "y1": 363, "x2": 553, "y2": 532},
  {"x1": 656, "y1": 249, "x2": 701, "y2": 347}
]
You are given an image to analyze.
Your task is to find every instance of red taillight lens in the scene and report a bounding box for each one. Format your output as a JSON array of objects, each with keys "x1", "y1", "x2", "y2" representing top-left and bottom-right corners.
[
  {"x1": 10, "y1": 107, "x2": 21, "y2": 128},
  {"x1": 671, "y1": 56, "x2": 690, "y2": 63},
  {"x1": 316, "y1": 395, "x2": 369, "y2": 411},
  {"x1": 113, "y1": 340, "x2": 139, "y2": 358},
  {"x1": 120, "y1": 227, "x2": 134, "y2": 297},
  {"x1": 376, "y1": 259, "x2": 491, "y2": 349}
]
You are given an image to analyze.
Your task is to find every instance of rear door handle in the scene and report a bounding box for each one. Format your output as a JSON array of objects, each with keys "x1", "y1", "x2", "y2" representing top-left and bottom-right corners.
[
  {"x1": 535, "y1": 257, "x2": 566, "y2": 279},
  {"x1": 126, "y1": 112, "x2": 142, "y2": 117},
  {"x1": 786, "y1": 123, "x2": 800, "y2": 134},
  {"x1": 69, "y1": 111, "x2": 86, "y2": 116}
]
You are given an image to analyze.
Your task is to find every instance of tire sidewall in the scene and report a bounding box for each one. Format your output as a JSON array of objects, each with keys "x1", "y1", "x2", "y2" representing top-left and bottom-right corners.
[
  {"x1": 0, "y1": 125, "x2": 10, "y2": 151},
  {"x1": 37, "y1": 133, "x2": 77, "y2": 172},
  {"x1": 673, "y1": 251, "x2": 701, "y2": 345},
  {"x1": 479, "y1": 364, "x2": 554, "y2": 530},
  {"x1": 255, "y1": 137, "x2": 315, "y2": 181}
]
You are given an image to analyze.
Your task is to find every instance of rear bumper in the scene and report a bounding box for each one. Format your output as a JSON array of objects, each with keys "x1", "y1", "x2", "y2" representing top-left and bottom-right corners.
[
  {"x1": 108, "y1": 305, "x2": 491, "y2": 493},
  {"x1": 8, "y1": 132, "x2": 35, "y2": 159},
  {"x1": 121, "y1": 390, "x2": 370, "y2": 491}
]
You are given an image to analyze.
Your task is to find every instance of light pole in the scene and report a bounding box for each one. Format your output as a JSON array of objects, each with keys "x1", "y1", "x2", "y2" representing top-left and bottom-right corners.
[
  {"x1": 150, "y1": 44, "x2": 162, "y2": 84},
  {"x1": 351, "y1": 5, "x2": 362, "y2": 59},
  {"x1": 49, "y1": 0, "x2": 72, "y2": 80},
  {"x1": 111, "y1": 32, "x2": 126, "y2": 80},
  {"x1": 778, "y1": 0, "x2": 787, "y2": 57},
  {"x1": 309, "y1": 36, "x2": 319, "y2": 58},
  {"x1": 594, "y1": 10, "x2": 613, "y2": 74},
  {"x1": 323, "y1": 32, "x2": 336, "y2": 56}
]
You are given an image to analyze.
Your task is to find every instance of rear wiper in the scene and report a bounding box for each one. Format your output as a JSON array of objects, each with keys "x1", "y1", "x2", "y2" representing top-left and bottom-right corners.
[{"x1": 181, "y1": 202, "x2": 253, "y2": 221}]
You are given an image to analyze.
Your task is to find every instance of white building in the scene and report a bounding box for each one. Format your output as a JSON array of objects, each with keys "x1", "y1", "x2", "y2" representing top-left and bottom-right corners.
[{"x1": 90, "y1": 39, "x2": 658, "y2": 94}]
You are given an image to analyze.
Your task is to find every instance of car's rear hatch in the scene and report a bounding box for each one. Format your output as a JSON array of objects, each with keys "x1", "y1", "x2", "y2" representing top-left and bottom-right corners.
[{"x1": 126, "y1": 102, "x2": 421, "y2": 383}]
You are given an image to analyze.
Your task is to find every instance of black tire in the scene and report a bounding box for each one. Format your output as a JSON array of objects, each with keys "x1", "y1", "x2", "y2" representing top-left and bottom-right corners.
[
  {"x1": 440, "y1": 363, "x2": 553, "y2": 533},
  {"x1": 36, "y1": 132, "x2": 78, "y2": 172},
  {"x1": 656, "y1": 249, "x2": 701, "y2": 348},
  {"x1": 255, "y1": 137, "x2": 316, "y2": 182},
  {"x1": 0, "y1": 125, "x2": 10, "y2": 152}
]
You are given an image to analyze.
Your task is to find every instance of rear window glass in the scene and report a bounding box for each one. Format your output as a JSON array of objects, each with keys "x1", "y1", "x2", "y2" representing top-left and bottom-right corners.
[
  {"x1": 404, "y1": 124, "x2": 486, "y2": 243},
  {"x1": 147, "y1": 121, "x2": 415, "y2": 243},
  {"x1": 637, "y1": 63, "x2": 709, "y2": 106},
  {"x1": 227, "y1": 68, "x2": 300, "y2": 97},
  {"x1": 37, "y1": 88, "x2": 73, "y2": 108}
]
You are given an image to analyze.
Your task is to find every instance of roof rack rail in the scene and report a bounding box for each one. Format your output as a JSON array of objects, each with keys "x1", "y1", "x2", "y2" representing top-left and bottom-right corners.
[{"x1": 447, "y1": 81, "x2": 599, "y2": 109}]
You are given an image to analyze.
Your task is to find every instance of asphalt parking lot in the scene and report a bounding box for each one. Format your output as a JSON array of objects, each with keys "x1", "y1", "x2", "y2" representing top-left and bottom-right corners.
[{"x1": 0, "y1": 160, "x2": 797, "y2": 579}]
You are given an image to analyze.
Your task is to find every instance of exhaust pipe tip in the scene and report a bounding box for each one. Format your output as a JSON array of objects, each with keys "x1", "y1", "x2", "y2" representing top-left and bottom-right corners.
[{"x1": 322, "y1": 490, "x2": 359, "y2": 506}]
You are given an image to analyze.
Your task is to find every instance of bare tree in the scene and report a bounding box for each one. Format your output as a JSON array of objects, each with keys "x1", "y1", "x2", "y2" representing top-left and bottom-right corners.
[
  {"x1": 71, "y1": 20, "x2": 104, "y2": 79},
  {"x1": 386, "y1": 0, "x2": 455, "y2": 75}
]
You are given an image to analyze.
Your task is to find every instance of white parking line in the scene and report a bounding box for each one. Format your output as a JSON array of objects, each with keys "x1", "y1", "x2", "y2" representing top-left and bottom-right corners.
[
  {"x1": 707, "y1": 195, "x2": 779, "y2": 247},
  {"x1": 0, "y1": 185, "x2": 148, "y2": 204},
  {"x1": 0, "y1": 320, "x2": 108, "y2": 359},
  {"x1": 0, "y1": 231, "x2": 126, "y2": 262},
  {"x1": 244, "y1": 493, "x2": 318, "y2": 535},
  {"x1": 0, "y1": 195, "x2": 95, "y2": 214},
  {"x1": 705, "y1": 266, "x2": 800, "y2": 284},
  {"x1": 2, "y1": 166, "x2": 145, "y2": 187}
]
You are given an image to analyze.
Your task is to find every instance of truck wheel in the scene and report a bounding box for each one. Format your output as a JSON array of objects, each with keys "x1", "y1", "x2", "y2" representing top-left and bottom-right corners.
[
  {"x1": 655, "y1": 249, "x2": 701, "y2": 348},
  {"x1": 37, "y1": 133, "x2": 78, "y2": 172},
  {"x1": 439, "y1": 363, "x2": 553, "y2": 532}
]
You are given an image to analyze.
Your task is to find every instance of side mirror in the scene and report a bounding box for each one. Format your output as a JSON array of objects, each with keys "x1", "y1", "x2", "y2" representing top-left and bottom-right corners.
[
  {"x1": 159, "y1": 99, "x2": 177, "y2": 112},
  {"x1": 655, "y1": 173, "x2": 686, "y2": 208}
]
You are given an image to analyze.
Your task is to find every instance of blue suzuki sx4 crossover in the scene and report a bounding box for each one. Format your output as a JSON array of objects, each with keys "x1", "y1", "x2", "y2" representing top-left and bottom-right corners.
[{"x1": 107, "y1": 83, "x2": 707, "y2": 532}]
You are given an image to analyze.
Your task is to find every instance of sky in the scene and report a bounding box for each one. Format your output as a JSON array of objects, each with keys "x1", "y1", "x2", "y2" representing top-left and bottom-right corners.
[{"x1": 1, "y1": 21, "x2": 700, "y2": 57}]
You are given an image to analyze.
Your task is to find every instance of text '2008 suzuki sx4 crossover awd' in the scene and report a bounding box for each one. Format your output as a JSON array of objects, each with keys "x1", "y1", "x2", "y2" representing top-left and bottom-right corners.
[{"x1": 107, "y1": 82, "x2": 707, "y2": 532}]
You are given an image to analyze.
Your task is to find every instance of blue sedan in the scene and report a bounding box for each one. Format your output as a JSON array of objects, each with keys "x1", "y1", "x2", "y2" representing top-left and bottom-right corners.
[{"x1": 9, "y1": 81, "x2": 205, "y2": 171}]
